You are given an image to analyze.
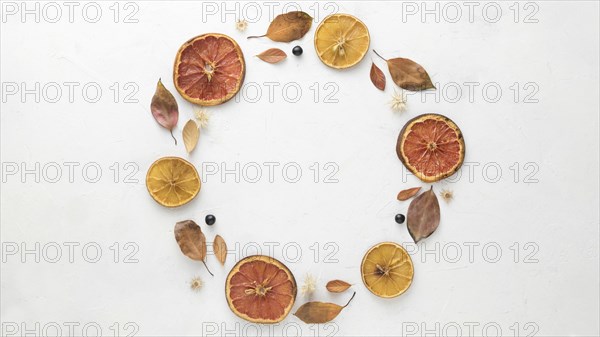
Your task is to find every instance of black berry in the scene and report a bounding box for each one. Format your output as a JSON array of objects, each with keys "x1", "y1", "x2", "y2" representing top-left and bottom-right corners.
[
  {"x1": 292, "y1": 46, "x2": 303, "y2": 56},
  {"x1": 395, "y1": 214, "x2": 405, "y2": 224},
  {"x1": 205, "y1": 214, "x2": 216, "y2": 226}
]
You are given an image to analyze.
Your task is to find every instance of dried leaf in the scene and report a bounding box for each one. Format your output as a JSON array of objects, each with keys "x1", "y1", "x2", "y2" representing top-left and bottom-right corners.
[
  {"x1": 294, "y1": 292, "x2": 355, "y2": 324},
  {"x1": 174, "y1": 220, "x2": 213, "y2": 275},
  {"x1": 397, "y1": 187, "x2": 422, "y2": 201},
  {"x1": 182, "y1": 119, "x2": 199, "y2": 153},
  {"x1": 387, "y1": 58, "x2": 435, "y2": 91},
  {"x1": 373, "y1": 50, "x2": 435, "y2": 91},
  {"x1": 326, "y1": 280, "x2": 351, "y2": 293},
  {"x1": 248, "y1": 11, "x2": 312, "y2": 42},
  {"x1": 256, "y1": 48, "x2": 287, "y2": 64},
  {"x1": 370, "y1": 62, "x2": 386, "y2": 90},
  {"x1": 407, "y1": 186, "x2": 440, "y2": 242},
  {"x1": 213, "y1": 235, "x2": 227, "y2": 265},
  {"x1": 150, "y1": 79, "x2": 179, "y2": 144}
]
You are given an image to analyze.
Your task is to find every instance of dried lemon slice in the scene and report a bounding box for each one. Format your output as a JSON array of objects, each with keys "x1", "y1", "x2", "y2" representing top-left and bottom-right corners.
[
  {"x1": 146, "y1": 157, "x2": 200, "y2": 207},
  {"x1": 361, "y1": 242, "x2": 414, "y2": 298},
  {"x1": 314, "y1": 14, "x2": 370, "y2": 69}
]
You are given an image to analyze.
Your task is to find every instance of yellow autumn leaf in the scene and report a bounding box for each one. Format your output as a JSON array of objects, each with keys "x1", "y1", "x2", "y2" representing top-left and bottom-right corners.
[
  {"x1": 214, "y1": 235, "x2": 227, "y2": 265},
  {"x1": 182, "y1": 119, "x2": 199, "y2": 153}
]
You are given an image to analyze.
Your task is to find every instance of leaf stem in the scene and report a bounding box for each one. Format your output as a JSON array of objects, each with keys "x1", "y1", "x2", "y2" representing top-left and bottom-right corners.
[
  {"x1": 202, "y1": 260, "x2": 214, "y2": 276},
  {"x1": 372, "y1": 50, "x2": 386, "y2": 61},
  {"x1": 170, "y1": 129, "x2": 177, "y2": 145},
  {"x1": 342, "y1": 292, "x2": 356, "y2": 308},
  {"x1": 247, "y1": 35, "x2": 266, "y2": 39}
]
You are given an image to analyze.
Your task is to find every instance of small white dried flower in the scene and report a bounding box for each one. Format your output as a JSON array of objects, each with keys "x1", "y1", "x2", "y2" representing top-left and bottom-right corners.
[
  {"x1": 190, "y1": 276, "x2": 203, "y2": 291},
  {"x1": 440, "y1": 189, "x2": 454, "y2": 203},
  {"x1": 390, "y1": 90, "x2": 407, "y2": 112},
  {"x1": 300, "y1": 273, "x2": 316, "y2": 297},
  {"x1": 236, "y1": 19, "x2": 248, "y2": 32},
  {"x1": 193, "y1": 107, "x2": 210, "y2": 128}
]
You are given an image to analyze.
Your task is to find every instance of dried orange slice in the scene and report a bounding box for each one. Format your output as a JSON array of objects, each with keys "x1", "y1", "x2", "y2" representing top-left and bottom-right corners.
[
  {"x1": 361, "y1": 242, "x2": 414, "y2": 298},
  {"x1": 397, "y1": 113, "x2": 465, "y2": 183},
  {"x1": 173, "y1": 33, "x2": 245, "y2": 106},
  {"x1": 225, "y1": 255, "x2": 297, "y2": 323},
  {"x1": 145, "y1": 157, "x2": 200, "y2": 207},
  {"x1": 314, "y1": 14, "x2": 370, "y2": 69}
]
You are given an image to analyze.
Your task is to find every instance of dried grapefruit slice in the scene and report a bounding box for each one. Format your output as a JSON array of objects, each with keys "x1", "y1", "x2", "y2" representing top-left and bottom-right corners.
[
  {"x1": 397, "y1": 114, "x2": 465, "y2": 183},
  {"x1": 173, "y1": 33, "x2": 245, "y2": 106},
  {"x1": 361, "y1": 242, "x2": 414, "y2": 298},
  {"x1": 225, "y1": 255, "x2": 297, "y2": 323},
  {"x1": 314, "y1": 14, "x2": 370, "y2": 69},
  {"x1": 145, "y1": 157, "x2": 200, "y2": 207}
]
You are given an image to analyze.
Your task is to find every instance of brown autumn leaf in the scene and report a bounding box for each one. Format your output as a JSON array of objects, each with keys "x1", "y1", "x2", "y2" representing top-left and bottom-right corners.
[
  {"x1": 407, "y1": 186, "x2": 440, "y2": 242},
  {"x1": 213, "y1": 234, "x2": 227, "y2": 266},
  {"x1": 248, "y1": 11, "x2": 313, "y2": 42},
  {"x1": 256, "y1": 48, "x2": 287, "y2": 64},
  {"x1": 174, "y1": 220, "x2": 213, "y2": 275},
  {"x1": 370, "y1": 62, "x2": 386, "y2": 90},
  {"x1": 373, "y1": 50, "x2": 435, "y2": 91},
  {"x1": 387, "y1": 58, "x2": 435, "y2": 91},
  {"x1": 397, "y1": 187, "x2": 422, "y2": 201},
  {"x1": 294, "y1": 292, "x2": 355, "y2": 324},
  {"x1": 151, "y1": 79, "x2": 179, "y2": 144},
  {"x1": 326, "y1": 280, "x2": 352, "y2": 293},
  {"x1": 182, "y1": 119, "x2": 199, "y2": 153}
]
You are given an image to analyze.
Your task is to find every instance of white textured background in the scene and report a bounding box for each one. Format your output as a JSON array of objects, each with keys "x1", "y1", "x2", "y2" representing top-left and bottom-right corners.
[{"x1": 1, "y1": 1, "x2": 599, "y2": 336}]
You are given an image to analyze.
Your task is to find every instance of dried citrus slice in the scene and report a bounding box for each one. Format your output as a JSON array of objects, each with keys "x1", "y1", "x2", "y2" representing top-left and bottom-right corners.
[
  {"x1": 173, "y1": 33, "x2": 245, "y2": 106},
  {"x1": 146, "y1": 157, "x2": 200, "y2": 207},
  {"x1": 361, "y1": 242, "x2": 414, "y2": 298},
  {"x1": 225, "y1": 255, "x2": 297, "y2": 323},
  {"x1": 314, "y1": 14, "x2": 370, "y2": 69},
  {"x1": 397, "y1": 113, "x2": 465, "y2": 183}
]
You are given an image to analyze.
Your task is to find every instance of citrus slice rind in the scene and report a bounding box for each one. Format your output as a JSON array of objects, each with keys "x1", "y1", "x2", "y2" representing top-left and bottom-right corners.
[
  {"x1": 314, "y1": 14, "x2": 370, "y2": 69},
  {"x1": 225, "y1": 255, "x2": 297, "y2": 324},
  {"x1": 361, "y1": 242, "x2": 414, "y2": 298},
  {"x1": 145, "y1": 157, "x2": 200, "y2": 208},
  {"x1": 173, "y1": 33, "x2": 245, "y2": 106},
  {"x1": 397, "y1": 113, "x2": 465, "y2": 183}
]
